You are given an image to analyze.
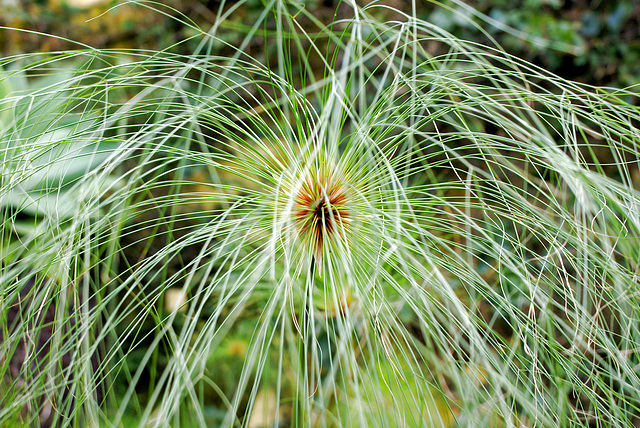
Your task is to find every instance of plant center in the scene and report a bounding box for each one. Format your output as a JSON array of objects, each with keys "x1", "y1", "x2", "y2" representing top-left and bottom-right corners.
[{"x1": 291, "y1": 168, "x2": 351, "y2": 262}]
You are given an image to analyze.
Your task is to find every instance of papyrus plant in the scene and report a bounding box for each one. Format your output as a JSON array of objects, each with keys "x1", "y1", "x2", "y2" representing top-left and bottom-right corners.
[{"x1": 1, "y1": 1, "x2": 640, "y2": 426}]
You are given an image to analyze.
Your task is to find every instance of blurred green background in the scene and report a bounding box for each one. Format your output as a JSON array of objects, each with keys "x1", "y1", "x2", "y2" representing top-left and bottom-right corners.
[{"x1": 2, "y1": 0, "x2": 639, "y2": 90}]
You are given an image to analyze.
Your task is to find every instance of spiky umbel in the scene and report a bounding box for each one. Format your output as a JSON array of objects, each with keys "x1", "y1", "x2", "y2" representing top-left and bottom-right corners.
[{"x1": 292, "y1": 163, "x2": 351, "y2": 265}]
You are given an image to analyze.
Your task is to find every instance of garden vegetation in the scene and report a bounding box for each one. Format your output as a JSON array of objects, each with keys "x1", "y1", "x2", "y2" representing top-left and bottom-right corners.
[{"x1": 1, "y1": 1, "x2": 640, "y2": 426}]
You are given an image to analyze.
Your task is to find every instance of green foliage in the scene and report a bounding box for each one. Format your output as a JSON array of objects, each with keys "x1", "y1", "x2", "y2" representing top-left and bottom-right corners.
[
  {"x1": 1, "y1": 1, "x2": 640, "y2": 427},
  {"x1": 0, "y1": 65, "x2": 121, "y2": 227},
  {"x1": 431, "y1": 0, "x2": 640, "y2": 87}
]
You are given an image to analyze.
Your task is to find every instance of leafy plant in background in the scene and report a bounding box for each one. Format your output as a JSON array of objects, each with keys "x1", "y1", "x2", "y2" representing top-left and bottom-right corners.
[
  {"x1": 0, "y1": 65, "x2": 121, "y2": 229},
  {"x1": 1, "y1": 1, "x2": 640, "y2": 427},
  {"x1": 577, "y1": 0, "x2": 640, "y2": 87},
  {"x1": 430, "y1": 0, "x2": 640, "y2": 88}
]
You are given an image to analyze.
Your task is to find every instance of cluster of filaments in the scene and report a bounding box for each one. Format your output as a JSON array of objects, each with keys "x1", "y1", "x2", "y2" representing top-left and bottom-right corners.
[{"x1": 286, "y1": 162, "x2": 352, "y2": 265}]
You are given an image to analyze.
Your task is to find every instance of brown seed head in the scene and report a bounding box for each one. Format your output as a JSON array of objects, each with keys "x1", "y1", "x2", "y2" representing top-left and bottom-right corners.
[{"x1": 291, "y1": 164, "x2": 351, "y2": 263}]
